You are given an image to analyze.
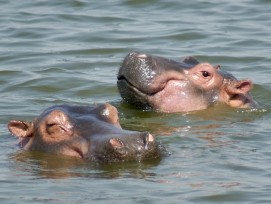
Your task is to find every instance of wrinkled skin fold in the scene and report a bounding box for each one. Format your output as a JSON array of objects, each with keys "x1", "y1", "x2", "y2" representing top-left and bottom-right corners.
[
  {"x1": 8, "y1": 103, "x2": 163, "y2": 163},
  {"x1": 117, "y1": 52, "x2": 258, "y2": 112}
]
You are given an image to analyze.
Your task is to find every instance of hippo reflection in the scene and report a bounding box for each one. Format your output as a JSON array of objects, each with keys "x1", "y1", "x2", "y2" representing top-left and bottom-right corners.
[
  {"x1": 117, "y1": 52, "x2": 258, "y2": 112},
  {"x1": 8, "y1": 103, "x2": 162, "y2": 163}
]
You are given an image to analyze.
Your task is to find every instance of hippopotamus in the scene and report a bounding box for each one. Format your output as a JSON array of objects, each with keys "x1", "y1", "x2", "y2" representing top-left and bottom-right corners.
[
  {"x1": 8, "y1": 103, "x2": 162, "y2": 163},
  {"x1": 117, "y1": 52, "x2": 258, "y2": 112}
]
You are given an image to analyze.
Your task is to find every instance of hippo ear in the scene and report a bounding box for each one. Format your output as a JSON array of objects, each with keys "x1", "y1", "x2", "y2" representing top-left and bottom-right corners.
[
  {"x1": 226, "y1": 80, "x2": 252, "y2": 95},
  {"x1": 224, "y1": 79, "x2": 254, "y2": 108},
  {"x1": 181, "y1": 56, "x2": 200, "y2": 66},
  {"x1": 8, "y1": 120, "x2": 34, "y2": 138}
]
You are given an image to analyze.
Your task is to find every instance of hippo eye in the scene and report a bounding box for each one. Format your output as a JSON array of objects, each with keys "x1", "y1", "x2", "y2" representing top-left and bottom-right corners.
[{"x1": 201, "y1": 71, "x2": 210, "y2": 78}]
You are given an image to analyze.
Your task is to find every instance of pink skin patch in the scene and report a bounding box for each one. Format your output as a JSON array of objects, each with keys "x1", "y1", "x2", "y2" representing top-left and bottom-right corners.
[{"x1": 149, "y1": 79, "x2": 210, "y2": 112}]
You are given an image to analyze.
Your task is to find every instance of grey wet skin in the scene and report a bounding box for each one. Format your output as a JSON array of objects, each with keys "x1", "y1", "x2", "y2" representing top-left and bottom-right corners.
[
  {"x1": 117, "y1": 52, "x2": 258, "y2": 112},
  {"x1": 8, "y1": 103, "x2": 162, "y2": 163}
]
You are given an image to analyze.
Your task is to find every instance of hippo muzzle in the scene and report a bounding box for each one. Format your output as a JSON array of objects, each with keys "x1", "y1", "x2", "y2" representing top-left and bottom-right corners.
[{"x1": 118, "y1": 52, "x2": 194, "y2": 95}]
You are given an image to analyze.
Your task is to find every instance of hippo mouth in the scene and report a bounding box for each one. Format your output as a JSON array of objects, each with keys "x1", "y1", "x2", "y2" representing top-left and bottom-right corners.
[
  {"x1": 117, "y1": 76, "x2": 154, "y2": 108},
  {"x1": 117, "y1": 74, "x2": 185, "y2": 96},
  {"x1": 117, "y1": 52, "x2": 189, "y2": 97},
  {"x1": 117, "y1": 76, "x2": 156, "y2": 96},
  {"x1": 117, "y1": 75, "x2": 177, "y2": 103},
  {"x1": 117, "y1": 75, "x2": 191, "y2": 110}
]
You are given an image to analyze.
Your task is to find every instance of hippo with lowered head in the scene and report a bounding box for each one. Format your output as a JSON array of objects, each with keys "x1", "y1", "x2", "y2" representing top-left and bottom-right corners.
[
  {"x1": 8, "y1": 103, "x2": 162, "y2": 163},
  {"x1": 117, "y1": 52, "x2": 258, "y2": 112}
]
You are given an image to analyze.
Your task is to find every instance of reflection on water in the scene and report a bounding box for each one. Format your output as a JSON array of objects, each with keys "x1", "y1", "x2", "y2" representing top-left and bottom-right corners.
[{"x1": 10, "y1": 151, "x2": 162, "y2": 179}]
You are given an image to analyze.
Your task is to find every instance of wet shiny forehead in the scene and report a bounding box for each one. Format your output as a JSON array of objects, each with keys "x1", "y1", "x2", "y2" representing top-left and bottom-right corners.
[{"x1": 40, "y1": 104, "x2": 115, "y2": 117}]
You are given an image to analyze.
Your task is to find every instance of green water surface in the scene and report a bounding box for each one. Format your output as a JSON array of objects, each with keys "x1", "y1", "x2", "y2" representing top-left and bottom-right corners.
[{"x1": 0, "y1": 0, "x2": 271, "y2": 203}]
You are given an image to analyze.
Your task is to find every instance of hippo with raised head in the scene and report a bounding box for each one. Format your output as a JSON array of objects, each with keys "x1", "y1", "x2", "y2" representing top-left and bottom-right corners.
[
  {"x1": 8, "y1": 103, "x2": 162, "y2": 163},
  {"x1": 117, "y1": 52, "x2": 258, "y2": 112}
]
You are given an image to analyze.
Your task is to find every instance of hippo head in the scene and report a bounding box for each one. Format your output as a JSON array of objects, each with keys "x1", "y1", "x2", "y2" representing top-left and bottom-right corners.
[
  {"x1": 117, "y1": 52, "x2": 258, "y2": 112},
  {"x1": 8, "y1": 103, "x2": 162, "y2": 163}
]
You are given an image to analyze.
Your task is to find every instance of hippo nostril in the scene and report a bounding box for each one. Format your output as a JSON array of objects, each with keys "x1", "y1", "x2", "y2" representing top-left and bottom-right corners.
[{"x1": 109, "y1": 138, "x2": 128, "y2": 157}]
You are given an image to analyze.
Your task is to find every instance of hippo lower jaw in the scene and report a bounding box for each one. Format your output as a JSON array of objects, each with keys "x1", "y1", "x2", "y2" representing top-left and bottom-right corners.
[
  {"x1": 117, "y1": 76, "x2": 178, "y2": 109},
  {"x1": 117, "y1": 77, "x2": 154, "y2": 108}
]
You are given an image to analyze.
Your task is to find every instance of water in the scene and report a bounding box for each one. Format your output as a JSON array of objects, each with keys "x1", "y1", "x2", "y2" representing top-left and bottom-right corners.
[{"x1": 1, "y1": 0, "x2": 271, "y2": 203}]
